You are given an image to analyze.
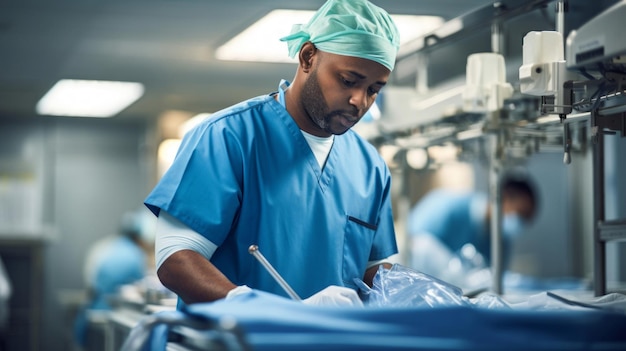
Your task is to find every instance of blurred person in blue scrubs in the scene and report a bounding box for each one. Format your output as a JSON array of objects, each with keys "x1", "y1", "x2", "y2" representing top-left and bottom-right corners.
[
  {"x1": 145, "y1": 0, "x2": 400, "y2": 308},
  {"x1": 407, "y1": 173, "x2": 537, "y2": 288},
  {"x1": 73, "y1": 209, "x2": 156, "y2": 348}
]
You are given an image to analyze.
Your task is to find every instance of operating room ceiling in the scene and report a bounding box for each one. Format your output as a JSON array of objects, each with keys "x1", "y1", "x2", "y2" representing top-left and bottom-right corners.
[{"x1": 0, "y1": 0, "x2": 495, "y2": 122}]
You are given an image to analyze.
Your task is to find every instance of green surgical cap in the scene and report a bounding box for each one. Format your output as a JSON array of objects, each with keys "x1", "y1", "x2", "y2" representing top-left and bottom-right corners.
[{"x1": 280, "y1": 0, "x2": 400, "y2": 71}]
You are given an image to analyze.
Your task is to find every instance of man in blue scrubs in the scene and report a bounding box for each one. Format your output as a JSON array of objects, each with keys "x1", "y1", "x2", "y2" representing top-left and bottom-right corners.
[{"x1": 144, "y1": 0, "x2": 400, "y2": 307}]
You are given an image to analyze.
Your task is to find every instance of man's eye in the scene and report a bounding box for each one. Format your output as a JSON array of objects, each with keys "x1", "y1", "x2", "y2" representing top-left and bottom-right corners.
[{"x1": 341, "y1": 77, "x2": 356, "y2": 87}]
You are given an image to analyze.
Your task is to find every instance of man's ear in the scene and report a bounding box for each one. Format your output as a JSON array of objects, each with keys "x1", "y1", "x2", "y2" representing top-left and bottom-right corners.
[{"x1": 298, "y1": 42, "x2": 317, "y2": 73}]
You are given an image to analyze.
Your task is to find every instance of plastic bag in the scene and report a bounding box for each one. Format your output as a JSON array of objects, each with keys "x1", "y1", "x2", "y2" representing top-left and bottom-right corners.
[
  {"x1": 470, "y1": 293, "x2": 511, "y2": 309},
  {"x1": 354, "y1": 264, "x2": 470, "y2": 308}
]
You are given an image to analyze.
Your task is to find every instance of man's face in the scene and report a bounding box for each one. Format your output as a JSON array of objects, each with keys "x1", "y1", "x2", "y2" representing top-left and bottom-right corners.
[
  {"x1": 503, "y1": 193, "x2": 535, "y2": 222},
  {"x1": 300, "y1": 51, "x2": 390, "y2": 136}
]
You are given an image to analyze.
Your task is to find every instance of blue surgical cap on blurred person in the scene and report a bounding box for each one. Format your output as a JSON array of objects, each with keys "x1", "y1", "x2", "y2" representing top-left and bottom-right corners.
[
  {"x1": 120, "y1": 208, "x2": 157, "y2": 243},
  {"x1": 280, "y1": 0, "x2": 400, "y2": 71}
]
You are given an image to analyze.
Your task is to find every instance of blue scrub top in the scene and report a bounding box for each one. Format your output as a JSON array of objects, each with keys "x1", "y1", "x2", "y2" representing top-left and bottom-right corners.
[
  {"x1": 407, "y1": 190, "x2": 497, "y2": 263},
  {"x1": 145, "y1": 81, "x2": 398, "y2": 300}
]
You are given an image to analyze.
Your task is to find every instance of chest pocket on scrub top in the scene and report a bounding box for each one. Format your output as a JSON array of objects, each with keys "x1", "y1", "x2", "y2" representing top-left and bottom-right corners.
[{"x1": 342, "y1": 215, "x2": 377, "y2": 288}]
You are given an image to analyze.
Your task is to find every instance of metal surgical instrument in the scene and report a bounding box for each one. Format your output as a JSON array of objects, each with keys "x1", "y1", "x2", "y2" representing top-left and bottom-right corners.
[{"x1": 248, "y1": 244, "x2": 301, "y2": 301}]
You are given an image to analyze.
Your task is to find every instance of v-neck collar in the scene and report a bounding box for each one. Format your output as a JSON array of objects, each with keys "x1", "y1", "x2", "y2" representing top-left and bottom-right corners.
[{"x1": 275, "y1": 79, "x2": 335, "y2": 193}]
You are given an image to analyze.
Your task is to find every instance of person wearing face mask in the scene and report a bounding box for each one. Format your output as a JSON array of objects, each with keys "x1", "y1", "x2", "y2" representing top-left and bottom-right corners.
[{"x1": 406, "y1": 173, "x2": 537, "y2": 288}]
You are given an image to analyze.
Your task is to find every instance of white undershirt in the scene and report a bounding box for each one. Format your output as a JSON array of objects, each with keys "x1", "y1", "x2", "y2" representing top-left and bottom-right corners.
[{"x1": 301, "y1": 130, "x2": 334, "y2": 168}]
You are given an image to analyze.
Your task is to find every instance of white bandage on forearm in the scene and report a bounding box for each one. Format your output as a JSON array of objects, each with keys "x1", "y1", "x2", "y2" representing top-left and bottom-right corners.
[{"x1": 155, "y1": 210, "x2": 218, "y2": 270}]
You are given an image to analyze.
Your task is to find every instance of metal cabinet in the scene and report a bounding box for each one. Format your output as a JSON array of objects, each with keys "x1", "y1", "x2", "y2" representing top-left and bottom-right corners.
[{"x1": 0, "y1": 237, "x2": 46, "y2": 351}]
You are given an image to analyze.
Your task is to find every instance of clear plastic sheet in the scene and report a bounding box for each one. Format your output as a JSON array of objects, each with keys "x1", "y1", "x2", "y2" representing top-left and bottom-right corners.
[
  {"x1": 470, "y1": 293, "x2": 511, "y2": 309},
  {"x1": 355, "y1": 264, "x2": 512, "y2": 309},
  {"x1": 355, "y1": 264, "x2": 471, "y2": 308}
]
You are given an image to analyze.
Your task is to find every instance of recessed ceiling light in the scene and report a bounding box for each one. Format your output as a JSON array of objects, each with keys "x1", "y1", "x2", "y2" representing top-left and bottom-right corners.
[
  {"x1": 36, "y1": 79, "x2": 144, "y2": 117},
  {"x1": 216, "y1": 10, "x2": 443, "y2": 63}
]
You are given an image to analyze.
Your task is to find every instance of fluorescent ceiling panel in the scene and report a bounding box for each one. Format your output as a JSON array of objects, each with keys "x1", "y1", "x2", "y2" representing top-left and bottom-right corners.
[
  {"x1": 216, "y1": 10, "x2": 443, "y2": 63},
  {"x1": 36, "y1": 79, "x2": 144, "y2": 117}
]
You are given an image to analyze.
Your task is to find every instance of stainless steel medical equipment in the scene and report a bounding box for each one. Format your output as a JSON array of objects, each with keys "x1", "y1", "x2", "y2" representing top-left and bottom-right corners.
[{"x1": 248, "y1": 245, "x2": 301, "y2": 301}]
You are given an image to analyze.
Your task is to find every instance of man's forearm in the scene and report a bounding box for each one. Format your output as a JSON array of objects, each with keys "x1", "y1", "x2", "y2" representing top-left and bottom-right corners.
[
  {"x1": 363, "y1": 262, "x2": 392, "y2": 287},
  {"x1": 157, "y1": 249, "x2": 237, "y2": 304}
]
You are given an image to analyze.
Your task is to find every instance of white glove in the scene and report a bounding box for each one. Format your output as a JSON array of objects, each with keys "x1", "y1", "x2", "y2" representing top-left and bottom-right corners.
[
  {"x1": 303, "y1": 285, "x2": 363, "y2": 307},
  {"x1": 225, "y1": 285, "x2": 252, "y2": 300}
]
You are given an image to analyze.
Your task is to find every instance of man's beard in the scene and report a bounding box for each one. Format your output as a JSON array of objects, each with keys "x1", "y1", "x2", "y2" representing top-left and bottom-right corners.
[{"x1": 301, "y1": 69, "x2": 355, "y2": 136}]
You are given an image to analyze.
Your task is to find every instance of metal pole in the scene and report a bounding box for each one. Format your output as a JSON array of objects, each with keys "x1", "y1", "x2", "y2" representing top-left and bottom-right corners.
[
  {"x1": 491, "y1": 21, "x2": 503, "y2": 55},
  {"x1": 489, "y1": 133, "x2": 503, "y2": 295},
  {"x1": 491, "y1": 1, "x2": 505, "y2": 55},
  {"x1": 591, "y1": 111, "x2": 607, "y2": 296},
  {"x1": 248, "y1": 245, "x2": 302, "y2": 300},
  {"x1": 555, "y1": 0, "x2": 567, "y2": 35}
]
